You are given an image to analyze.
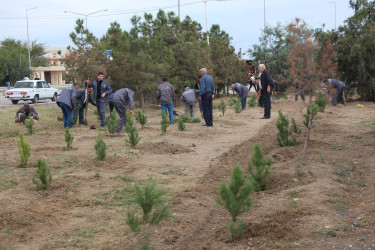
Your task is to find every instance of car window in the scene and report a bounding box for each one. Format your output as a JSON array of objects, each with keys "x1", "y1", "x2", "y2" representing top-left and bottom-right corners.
[
  {"x1": 14, "y1": 81, "x2": 34, "y2": 88},
  {"x1": 42, "y1": 82, "x2": 50, "y2": 88},
  {"x1": 37, "y1": 82, "x2": 43, "y2": 88}
]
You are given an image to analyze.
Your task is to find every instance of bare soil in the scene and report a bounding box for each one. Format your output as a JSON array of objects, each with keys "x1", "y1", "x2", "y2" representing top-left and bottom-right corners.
[{"x1": 0, "y1": 96, "x2": 374, "y2": 249}]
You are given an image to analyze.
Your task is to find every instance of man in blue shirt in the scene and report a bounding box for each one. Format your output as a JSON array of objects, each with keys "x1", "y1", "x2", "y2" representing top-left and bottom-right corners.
[{"x1": 199, "y1": 68, "x2": 215, "y2": 126}]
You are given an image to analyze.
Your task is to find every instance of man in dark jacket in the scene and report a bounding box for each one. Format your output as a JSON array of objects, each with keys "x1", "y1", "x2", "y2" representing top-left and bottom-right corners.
[
  {"x1": 112, "y1": 88, "x2": 135, "y2": 133},
  {"x1": 15, "y1": 103, "x2": 39, "y2": 124},
  {"x1": 91, "y1": 72, "x2": 112, "y2": 127},
  {"x1": 57, "y1": 83, "x2": 79, "y2": 128},
  {"x1": 258, "y1": 64, "x2": 274, "y2": 119},
  {"x1": 326, "y1": 79, "x2": 346, "y2": 106},
  {"x1": 73, "y1": 83, "x2": 96, "y2": 125},
  {"x1": 199, "y1": 68, "x2": 215, "y2": 126},
  {"x1": 232, "y1": 83, "x2": 249, "y2": 110},
  {"x1": 5, "y1": 73, "x2": 11, "y2": 90},
  {"x1": 157, "y1": 77, "x2": 175, "y2": 124}
]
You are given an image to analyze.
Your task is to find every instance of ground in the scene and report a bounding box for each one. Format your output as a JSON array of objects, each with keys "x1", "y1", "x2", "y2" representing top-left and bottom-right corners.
[{"x1": 0, "y1": 95, "x2": 374, "y2": 250}]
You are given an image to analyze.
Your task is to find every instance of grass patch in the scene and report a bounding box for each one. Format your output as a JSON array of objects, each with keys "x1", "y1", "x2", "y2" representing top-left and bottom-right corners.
[
  {"x1": 315, "y1": 229, "x2": 336, "y2": 238},
  {"x1": 286, "y1": 190, "x2": 300, "y2": 198}
]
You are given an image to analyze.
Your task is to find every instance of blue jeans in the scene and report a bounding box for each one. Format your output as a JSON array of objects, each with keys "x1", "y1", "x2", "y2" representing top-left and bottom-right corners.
[
  {"x1": 241, "y1": 97, "x2": 247, "y2": 110},
  {"x1": 161, "y1": 103, "x2": 174, "y2": 123},
  {"x1": 60, "y1": 103, "x2": 73, "y2": 128},
  {"x1": 96, "y1": 98, "x2": 107, "y2": 127},
  {"x1": 6, "y1": 81, "x2": 10, "y2": 90}
]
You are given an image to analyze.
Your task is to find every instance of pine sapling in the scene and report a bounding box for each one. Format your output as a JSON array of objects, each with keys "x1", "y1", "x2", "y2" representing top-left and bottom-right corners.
[
  {"x1": 217, "y1": 164, "x2": 252, "y2": 239},
  {"x1": 276, "y1": 111, "x2": 296, "y2": 147},
  {"x1": 314, "y1": 92, "x2": 327, "y2": 112},
  {"x1": 161, "y1": 111, "x2": 169, "y2": 135},
  {"x1": 107, "y1": 110, "x2": 119, "y2": 135},
  {"x1": 94, "y1": 132, "x2": 106, "y2": 160},
  {"x1": 125, "y1": 112, "x2": 140, "y2": 147},
  {"x1": 303, "y1": 103, "x2": 319, "y2": 127},
  {"x1": 32, "y1": 159, "x2": 52, "y2": 191},
  {"x1": 18, "y1": 132, "x2": 31, "y2": 166},
  {"x1": 218, "y1": 100, "x2": 226, "y2": 116},
  {"x1": 25, "y1": 118, "x2": 35, "y2": 135},
  {"x1": 247, "y1": 94, "x2": 257, "y2": 107},
  {"x1": 291, "y1": 118, "x2": 301, "y2": 135},
  {"x1": 178, "y1": 119, "x2": 186, "y2": 131},
  {"x1": 248, "y1": 144, "x2": 273, "y2": 192},
  {"x1": 135, "y1": 111, "x2": 147, "y2": 128},
  {"x1": 65, "y1": 128, "x2": 74, "y2": 149}
]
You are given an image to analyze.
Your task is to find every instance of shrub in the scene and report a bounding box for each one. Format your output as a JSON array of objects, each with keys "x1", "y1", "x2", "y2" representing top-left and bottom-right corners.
[
  {"x1": 303, "y1": 103, "x2": 319, "y2": 127},
  {"x1": 125, "y1": 112, "x2": 140, "y2": 147},
  {"x1": 65, "y1": 128, "x2": 73, "y2": 149},
  {"x1": 107, "y1": 110, "x2": 119, "y2": 135},
  {"x1": 218, "y1": 100, "x2": 226, "y2": 116},
  {"x1": 176, "y1": 115, "x2": 200, "y2": 123},
  {"x1": 248, "y1": 144, "x2": 273, "y2": 192},
  {"x1": 291, "y1": 118, "x2": 301, "y2": 135},
  {"x1": 247, "y1": 95, "x2": 257, "y2": 107},
  {"x1": 126, "y1": 212, "x2": 140, "y2": 232},
  {"x1": 276, "y1": 111, "x2": 296, "y2": 147},
  {"x1": 94, "y1": 132, "x2": 106, "y2": 160},
  {"x1": 178, "y1": 119, "x2": 186, "y2": 131},
  {"x1": 229, "y1": 99, "x2": 242, "y2": 113},
  {"x1": 135, "y1": 111, "x2": 147, "y2": 128},
  {"x1": 18, "y1": 132, "x2": 31, "y2": 166},
  {"x1": 217, "y1": 164, "x2": 252, "y2": 239},
  {"x1": 32, "y1": 159, "x2": 52, "y2": 191},
  {"x1": 314, "y1": 92, "x2": 327, "y2": 112},
  {"x1": 161, "y1": 111, "x2": 169, "y2": 135},
  {"x1": 25, "y1": 118, "x2": 35, "y2": 135}
]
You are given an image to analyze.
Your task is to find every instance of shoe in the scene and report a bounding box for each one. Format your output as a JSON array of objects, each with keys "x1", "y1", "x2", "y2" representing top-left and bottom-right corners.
[
  {"x1": 260, "y1": 116, "x2": 270, "y2": 119},
  {"x1": 203, "y1": 124, "x2": 213, "y2": 127},
  {"x1": 116, "y1": 130, "x2": 125, "y2": 134},
  {"x1": 170, "y1": 122, "x2": 175, "y2": 124}
]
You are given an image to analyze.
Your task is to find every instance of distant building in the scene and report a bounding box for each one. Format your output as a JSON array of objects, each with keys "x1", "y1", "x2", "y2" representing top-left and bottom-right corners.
[{"x1": 32, "y1": 47, "x2": 67, "y2": 85}]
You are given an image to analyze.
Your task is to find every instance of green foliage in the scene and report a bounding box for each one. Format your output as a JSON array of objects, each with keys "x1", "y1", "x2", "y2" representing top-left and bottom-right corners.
[
  {"x1": 248, "y1": 144, "x2": 273, "y2": 192},
  {"x1": 175, "y1": 115, "x2": 201, "y2": 123},
  {"x1": 107, "y1": 110, "x2": 119, "y2": 134},
  {"x1": 314, "y1": 93, "x2": 327, "y2": 112},
  {"x1": 64, "y1": 128, "x2": 74, "y2": 149},
  {"x1": 126, "y1": 212, "x2": 140, "y2": 232},
  {"x1": 178, "y1": 119, "x2": 186, "y2": 131},
  {"x1": 161, "y1": 111, "x2": 169, "y2": 135},
  {"x1": 17, "y1": 132, "x2": 30, "y2": 166},
  {"x1": 217, "y1": 164, "x2": 253, "y2": 222},
  {"x1": 218, "y1": 100, "x2": 226, "y2": 116},
  {"x1": 32, "y1": 159, "x2": 52, "y2": 191},
  {"x1": 94, "y1": 132, "x2": 106, "y2": 160},
  {"x1": 247, "y1": 94, "x2": 257, "y2": 107},
  {"x1": 25, "y1": 118, "x2": 35, "y2": 135},
  {"x1": 93, "y1": 110, "x2": 101, "y2": 120},
  {"x1": 228, "y1": 99, "x2": 242, "y2": 113},
  {"x1": 303, "y1": 103, "x2": 319, "y2": 127},
  {"x1": 276, "y1": 111, "x2": 296, "y2": 147},
  {"x1": 125, "y1": 112, "x2": 140, "y2": 147},
  {"x1": 135, "y1": 111, "x2": 147, "y2": 128},
  {"x1": 229, "y1": 221, "x2": 244, "y2": 240},
  {"x1": 291, "y1": 118, "x2": 301, "y2": 135}
]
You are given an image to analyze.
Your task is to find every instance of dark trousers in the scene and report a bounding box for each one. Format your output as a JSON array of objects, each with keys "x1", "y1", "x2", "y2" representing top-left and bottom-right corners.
[
  {"x1": 258, "y1": 95, "x2": 264, "y2": 107},
  {"x1": 202, "y1": 92, "x2": 213, "y2": 126},
  {"x1": 19, "y1": 113, "x2": 39, "y2": 123},
  {"x1": 295, "y1": 85, "x2": 305, "y2": 101},
  {"x1": 114, "y1": 100, "x2": 127, "y2": 132},
  {"x1": 262, "y1": 91, "x2": 271, "y2": 118},
  {"x1": 332, "y1": 86, "x2": 345, "y2": 106},
  {"x1": 60, "y1": 103, "x2": 73, "y2": 128},
  {"x1": 73, "y1": 104, "x2": 85, "y2": 124},
  {"x1": 249, "y1": 82, "x2": 257, "y2": 92},
  {"x1": 96, "y1": 98, "x2": 107, "y2": 127}
]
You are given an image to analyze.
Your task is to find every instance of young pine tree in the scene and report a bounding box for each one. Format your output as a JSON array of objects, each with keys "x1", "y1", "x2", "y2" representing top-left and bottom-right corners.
[
  {"x1": 94, "y1": 132, "x2": 106, "y2": 160},
  {"x1": 217, "y1": 164, "x2": 252, "y2": 239},
  {"x1": 125, "y1": 112, "x2": 140, "y2": 147},
  {"x1": 178, "y1": 119, "x2": 186, "y2": 131},
  {"x1": 65, "y1": 128, "x2": 74, "y2": 149},
  {"x1": 135, "y1": 110, "x2": 147, "y2": 128},
  {"x1": 18, "y1": 132, "x2": 31, "y2": 166},
  {"x1": 291, "y1": 118, "x2": 301, "y2": 135},
  {"x1": 160, "y1": 111, "x2": 169, "y2": 135},
  {"x1": 234, "y1": 98, "x2": 242, "y2": 113},
  {"x1": 218, "y1": 100, "x2": 226, "y2": 116},
  {"x1": 247, "y1": 94, "x2": 257, "y2": 107},
  {"x1": 107, "y1": 110, "x2": 119, "y2": 135},
  {"x1": 25, "y1": 118, "x2": 35, "y2": 135},
  {"x1": 276, "y1": 111, "x2": 296, "y2": 147},
  {"x1": 303, "y1": 103, "x2": 319, "y2": 127},
  {"x1": 248, "y1": 144, "x2": 273, "y2": 192},
  {"x1": 32, "y1": 159, "x2": 52, "y2": 191},
  {"x1": 314, "y1": 92, "x2": 327, "y2": 112}
]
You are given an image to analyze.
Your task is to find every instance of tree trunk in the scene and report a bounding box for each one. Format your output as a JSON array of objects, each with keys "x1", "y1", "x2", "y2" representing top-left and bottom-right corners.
[
  {"x1": 303, "y1": 89, "x2": 313, "y2": 154},
  {"x1": 140, "y1": 91, "x2": 145, "y2": 108}
]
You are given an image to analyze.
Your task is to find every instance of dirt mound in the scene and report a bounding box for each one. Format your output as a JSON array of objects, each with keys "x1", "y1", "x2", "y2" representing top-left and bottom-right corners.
[{"x1": 137, "y1": 142, "x2": 194, "y2": 154}]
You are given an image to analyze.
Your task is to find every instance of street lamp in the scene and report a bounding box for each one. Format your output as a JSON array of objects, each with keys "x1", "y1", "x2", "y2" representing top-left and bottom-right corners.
[
  {"x1": 328, "y1": 1, "x2": 336, "y2": 29},
  {"x1": 203, "y1": 0, "x2": 230, "y2": 46},
  {"x1": 64, "y1": 9, "x2": 108, "y2": 30},
  {"x1": 26, "y1": 7, "x2": 37, "y2": 78}
]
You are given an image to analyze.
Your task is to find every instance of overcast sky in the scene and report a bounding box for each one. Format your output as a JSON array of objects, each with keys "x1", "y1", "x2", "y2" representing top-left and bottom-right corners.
[{"x1": 1, "y1": 0, "x2": 354, "y2": 57}]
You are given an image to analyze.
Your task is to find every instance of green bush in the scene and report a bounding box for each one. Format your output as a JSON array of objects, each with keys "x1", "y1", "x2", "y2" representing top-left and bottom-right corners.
[
  {"x1": 107, "y1": 110, "x2": 119, "y2": 135},
  {"x1": 64, "y1": 128, "x2": 73, "y2": 149},
  {"x1": 135, "y1": 111, "x2": 147, "y2": 128},
  {"x1": 161, "y1": 111, "x2": 169, "y2": 135},
  {"x1": 218, "y1": 100, "x2": 226, "y2": 116},
  {"x1": 178, "y1": 119, "x2": 186, "y2": 131},
  {"x1": 228, "y1": 99, "x2": 242, "y2": 113},
  {"x1": 314, "y1": 92, "x2": 327, "y2": 112},
  {"x1": 303, "y1": 103, "x2": 319, "y2": 127},
  {"x1": 32, "y1": 159, "x2": 52, "y2": 191},
  {"x1": 25, "y1": 118, "x2": 35, "y2": 135},
  {"x1": 248, "y1": 144, "x2": 273, "y2": 192},
  {"x1": 126, "y1": 212, "x2": 140, "y2": 232},
  {"x1": 276, "y1": 111, "x2": 296, "y2": 147},
  {"x1": 247, "y1": 95, "x2": 257, "y2": 107},
  {"x1": 125, "y1": 112, "x2": 140, "y2": 147},
  {"x1": 94, "y1": 132, "x2": 106, "y2": 160},
  {"x1": 229, "y1": 221, "x2": 244, "y2": 240},
  {"x1": 176, "y1": 115, "x2": 201, "y2": 123},
  {"x1": 18, "y1": 132, "x2": 31, "y2": 166}
]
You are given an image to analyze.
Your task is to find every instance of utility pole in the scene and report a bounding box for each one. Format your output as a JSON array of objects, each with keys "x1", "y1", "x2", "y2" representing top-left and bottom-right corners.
[
  {"x1": 204, "y1": 0, "x2": 209, "y2": 45},
  {"x1": 26, "y1": 7, "x2": 37, "y2": 78},
  {"x1": 178, "y1": 0, "x2": 180, "y2": 19},
  {"x1": 64, "y1": 9, "x2": 108, "y2": 30}
]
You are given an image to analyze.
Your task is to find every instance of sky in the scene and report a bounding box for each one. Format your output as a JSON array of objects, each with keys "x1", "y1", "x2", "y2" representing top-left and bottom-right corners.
[{"x1": 1, "y1": 0, "x2": 354, "y2": 57}]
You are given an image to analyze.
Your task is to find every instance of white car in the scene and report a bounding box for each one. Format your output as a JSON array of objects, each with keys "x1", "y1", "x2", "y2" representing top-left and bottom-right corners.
[{"x1": 5, "y1": 80, "x2": 58, "y2": 104}]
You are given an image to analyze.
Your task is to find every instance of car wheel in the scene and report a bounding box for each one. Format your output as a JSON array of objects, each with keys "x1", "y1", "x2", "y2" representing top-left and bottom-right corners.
[
  {"x1": 52, "y1": 93, "x2": 57, "y2": 101},
  {"x1": 12, "y1": 100, "x2": 19, "y2": 104},
  {"x1": 32, "y1": 95, "x2": 39, "y2": 103}
]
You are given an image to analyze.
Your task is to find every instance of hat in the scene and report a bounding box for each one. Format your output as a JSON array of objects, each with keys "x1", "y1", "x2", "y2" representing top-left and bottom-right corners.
[
  {"x1": 200, "y1": 68, "x2": 207, "y2": 72},
  {"x1": 24, "y1": 103, "x2": 29, "y2": 107},
  {"x1": 185, "y1": 87, "x2": 190, "y2": 91}
]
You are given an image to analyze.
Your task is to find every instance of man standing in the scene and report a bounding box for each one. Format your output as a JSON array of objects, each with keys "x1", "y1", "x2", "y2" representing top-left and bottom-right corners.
[
  {"x1": 231, "y1": 83, "x2": 249, "y2": 110},
  {"x1": 57, "y1": 83, "x2": 79, "y2": 128},
  {"x1": 248, "y1": 74, "x2": 257, "y2": 92},
  {"x1": 74, "y1": 83, "x2": 96, "y2": 125},
  {"x1": 181, "y1": 87, "x2": 199, "y2": 117},
  {"x1": 199, "y1": 68, "x2": 215, "y2": 126},
  {"x1": 194, "y1": 75, "x2": 202, "y2": 113},
  {"x1": 258, "y1": 64, "x2": 273, "y2": 119},
  {"x1": 112, "y1": 88, "x2": 135, "y2": 133},
  {"x1": 327, "y1": 79, "x2": 346, "y2": 106},
  {"x1": 5, "y1": 73, "x2": 11, "y2": 90},
  {"x1": 15, "y1": 103, "x2": 39, "y2": 124},
  {"x1": 92, "y1": 72, "x2": 112, "y2": 127},
  {"x1": 157, "y1": 77, "x2": 175, "y2": 124},
  {"x1": 295, "y1": 81, "x2": 305, "y2": 102}
]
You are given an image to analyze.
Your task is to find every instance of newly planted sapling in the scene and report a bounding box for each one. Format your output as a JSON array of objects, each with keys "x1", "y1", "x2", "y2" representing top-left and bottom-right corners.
[
  {"x1": 107, "y1": 110, "x2": 119, "y2": 135},
  {"x1": 178, "y1": 119, "x2": 186, "y2": 131},
  {"x1": 276, "y1": 111, "x2": 296, "y2": 147},
  {"x1": 18, "y1": 132, "x2": 31, "y2": 166},
  {"x1": 65, "y1": 128, "x2": 74, "y2": 150},
  {"x1": 135, "y1": 111, "x2": 147, "y2": 128},
  {"x1": 94, "y1": 132, "x2": 106, "y2": 160},
  {"x1": 218, "y1": 100, "x2": 226, "y2": 116},
  {"x1": 25, "y1": 118, "x2": 35, "y2": 135},
  {"x1": 291, "y1": 118, "x2": 301, "y2": 135},
  {"x1": 32, "y1": 159, "x2": 52, "y2": 191},
  {"x1": 303, "y1": 103, "x2": 319, "y2": 127},
  {"x1": 248, "y1": 144, "x2": 273, "y2": 192},
  {"x1": 161, "y1": 111, "x2": 169, "y2": 135},
  {"x1": 125, "y1": 112, "x2": 140, "y2": 147},
  {"x1": 314, "y1": 92, "x2": 327, "y2": 112},
  {"x1": 247, "y1": 95, "x2": 257, "y2": 107},
  {"x1": 229, "y1": 98, "x2": 242, "y2": 113}
]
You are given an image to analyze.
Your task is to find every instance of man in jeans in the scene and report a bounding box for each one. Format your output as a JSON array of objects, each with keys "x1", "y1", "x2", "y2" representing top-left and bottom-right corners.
[
  {"x1": 5, "y1": 73, "x2": 11, "y2": 90},
  {"x1": 157, "y1": 77, "x2": 175, "y2": 124},
  {"x1": 57, "y1": 83, "x2": 79, "y2": 128},
  {"x1": 199, "y1": 68, "x2": 215, "y2": 126},
  {"x1": 231, "y1": 83, "x2": 249, "y2": 110},
  {"x1": 91, "y1": 72, "x2": 112, "y2": 127}
]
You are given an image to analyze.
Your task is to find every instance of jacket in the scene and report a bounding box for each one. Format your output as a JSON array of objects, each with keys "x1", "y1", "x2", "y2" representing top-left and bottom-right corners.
[
  {"x1": 76, "y1": 89, "x2": 96, "y2": 107},
  {"x1": 113, "y1": 88, "x2": 134, "y2": 110},
  {"x1": 329, "y1": 79, "x2": 345, "y2": 89},
  {"x1": 199, "y1": 74, "x2": 215, "y2": 97},
  {"x1": 15, "y1": 106, "x2": 38, "y2": 119},
  {"x1": 157, "y1": 82, "x2": 175, "y2": 105},
  {"x1": 233, "y1": 83, "x2": 249, "y2": 99},
  {"x1": 181, "y1": 88, "x2": 199, "y2": 105},
  {"x1": 92, "y1": 79, "x2": 112, "y2": 102},
  {"x1": 57, "y1": 85, "x2": 78, "y2": 110},
  {"x1": 259, "y1": 70, "x2": 274, "y2": 93}
]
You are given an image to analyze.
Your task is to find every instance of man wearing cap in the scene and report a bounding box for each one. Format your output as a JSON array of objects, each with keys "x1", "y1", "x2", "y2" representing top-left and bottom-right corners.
[
  {"x1": 112, "y1": 88, "x2": 135, "y2": 133},
  {"x1": 258, "y1": 64, "x2": 274, "y2": 119},
  {"x1": 231, "y1": 83, "x2": 249, "y2": 110},
  {"x1": 326, "y1": 79, "x2": 346, "y2": 106},
  {"x1": 57, "y1": 83, "x2": 80, "y2": 128},
  {"x1": 15, "y1": 104, "x2": 39, "y2": 124},
  {"x1": 157, "y1": 77, "x2": 175, "y2": 124},
  {"x1": 199, "y1": 68, "x2": 215, "y2": 126},
  {"x1": 73, "y1": 82, "x2": 96, "y2": 125},
  {"x1": 91, "y1": 72, "x2": 112, "y2": 127}
]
